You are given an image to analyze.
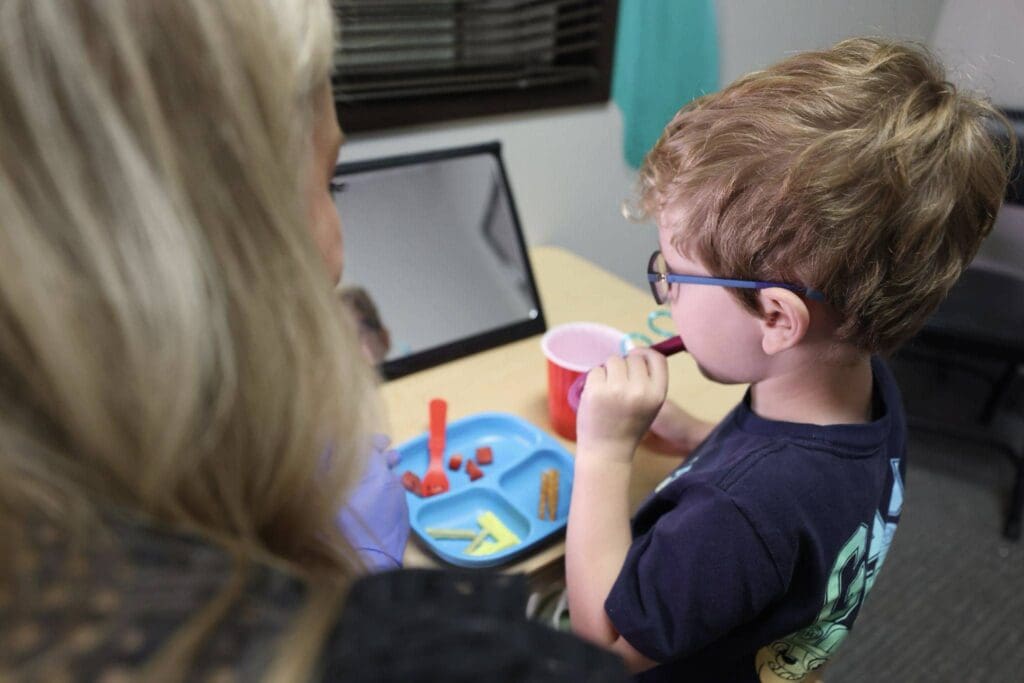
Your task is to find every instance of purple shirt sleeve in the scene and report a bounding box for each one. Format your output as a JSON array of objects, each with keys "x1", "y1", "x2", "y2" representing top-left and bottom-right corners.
[{"x1": 336, "y1": 435, "x2": 410, "y2": 572}]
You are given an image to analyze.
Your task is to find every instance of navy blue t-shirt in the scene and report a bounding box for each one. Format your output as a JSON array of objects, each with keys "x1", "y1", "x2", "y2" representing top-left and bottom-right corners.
[{"x1": 605, "y1": 357, "x2": 906, "y2": 682}]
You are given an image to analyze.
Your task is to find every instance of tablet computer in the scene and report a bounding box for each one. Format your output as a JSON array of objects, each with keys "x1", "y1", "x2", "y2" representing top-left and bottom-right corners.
[{"x1": 335, "y1": 142, "x2": 547, "y2": 380}]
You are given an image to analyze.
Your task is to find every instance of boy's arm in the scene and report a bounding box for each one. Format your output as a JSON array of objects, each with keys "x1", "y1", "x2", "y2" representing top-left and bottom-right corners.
[
  {"x1": 610, "y1": 636, "x2": 660, "y2": 672},
  {"x1": 567, "y1": 349, "x2": 667, "y2": 671},
  {"x1": 566, "y1": 456, "x2": 631, "y2": 644},
  {"x1": 647, "y1": 398, "x2": 716, "y2": 456},
  {"x1": 567, "y1": 458, "x2": 659, "y2": 673}
]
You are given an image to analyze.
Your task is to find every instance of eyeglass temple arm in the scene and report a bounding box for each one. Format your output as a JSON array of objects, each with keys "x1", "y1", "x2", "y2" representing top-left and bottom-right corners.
[{"x1": 648, "y1": 273, "x2": 827, "y2": 302}]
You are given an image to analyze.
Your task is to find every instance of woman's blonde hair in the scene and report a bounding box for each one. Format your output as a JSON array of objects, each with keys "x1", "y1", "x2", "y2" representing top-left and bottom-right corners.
[
  {"x1": 0, "y1": 0, "x2": 375, "y2": 678},
  {"x1": 639, "y1": 37, "x2": 1016, "y2": 354}
]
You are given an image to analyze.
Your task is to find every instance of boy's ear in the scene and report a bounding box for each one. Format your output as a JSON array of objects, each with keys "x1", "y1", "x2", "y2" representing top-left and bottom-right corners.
[{"x1": 757, "y1": 288, "x2": 810, "y2": 356}]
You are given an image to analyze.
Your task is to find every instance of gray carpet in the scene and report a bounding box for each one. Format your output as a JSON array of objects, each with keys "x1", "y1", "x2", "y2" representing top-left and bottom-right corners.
[{"x1": 828, "y1": 358, "x2": 1024, "y2": 682}]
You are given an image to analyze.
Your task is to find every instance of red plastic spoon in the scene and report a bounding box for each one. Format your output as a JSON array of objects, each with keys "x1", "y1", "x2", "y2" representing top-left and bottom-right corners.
[{"x1": 421, "y1": 398, "x2": 451, "y2": 497}]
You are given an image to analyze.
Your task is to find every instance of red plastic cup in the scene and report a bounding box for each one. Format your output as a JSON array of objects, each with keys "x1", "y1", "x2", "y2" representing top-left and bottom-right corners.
[{"x1": 540, "y1": 322, "x2": 624, "y2": 441}]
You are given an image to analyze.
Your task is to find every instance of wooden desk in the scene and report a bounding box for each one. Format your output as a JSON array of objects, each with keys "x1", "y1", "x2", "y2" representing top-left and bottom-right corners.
[{"x1": 386, "y1": 246, "x2": 745, "y2": 574}]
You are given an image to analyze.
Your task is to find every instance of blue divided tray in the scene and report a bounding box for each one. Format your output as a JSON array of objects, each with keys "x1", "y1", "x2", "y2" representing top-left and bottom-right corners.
[{"x1": 395, "y1": 411, "x2": 574, "y2": 568}]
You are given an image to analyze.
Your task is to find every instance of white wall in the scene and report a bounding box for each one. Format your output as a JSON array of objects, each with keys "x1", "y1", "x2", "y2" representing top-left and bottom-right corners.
[
  {"x1": 717, "y1": 0, "x2": 944, "y2": 83},
  {"x1": 343, "y1": 0, "x2": 1024, "y2": 292},
  {"x1": 930, "y1": 0, "x2": 1024, "y2": 110},
  {"x1": 342, "y1": 102, "x2": 651, "y2": 290},
  {"x1": 929, "y1": 0, "x2": 1024, "y2": 272}
]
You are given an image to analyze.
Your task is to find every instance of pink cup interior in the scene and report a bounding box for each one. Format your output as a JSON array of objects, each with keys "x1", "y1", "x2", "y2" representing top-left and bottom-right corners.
[{"x1": 541, "y1": 323, "x2": 624, "y2": 373}]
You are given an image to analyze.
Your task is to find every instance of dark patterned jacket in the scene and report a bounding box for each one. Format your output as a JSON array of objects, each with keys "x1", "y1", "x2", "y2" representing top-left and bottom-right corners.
[{"x1": 2, "y1": 517, "x2": 626, "y2": 682}]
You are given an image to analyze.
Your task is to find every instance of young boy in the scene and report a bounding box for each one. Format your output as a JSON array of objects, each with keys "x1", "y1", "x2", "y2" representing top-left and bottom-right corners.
[{"x1": 567, "y1": 38, "x2": 1013, "y2": 682}]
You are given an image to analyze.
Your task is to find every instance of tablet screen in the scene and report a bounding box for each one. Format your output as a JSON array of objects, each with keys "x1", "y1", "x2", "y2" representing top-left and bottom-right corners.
[{"x1": 335, "y1": 142, "x2": 546, "y2": 379}]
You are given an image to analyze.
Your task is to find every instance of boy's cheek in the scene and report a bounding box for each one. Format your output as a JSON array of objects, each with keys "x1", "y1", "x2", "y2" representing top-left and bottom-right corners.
[
  {"x1": 669, "y1": 295, "x2": 765, "y2": 383},
  {"x1": 668, "y1": 291, "x2": 712, "y2": 336}
]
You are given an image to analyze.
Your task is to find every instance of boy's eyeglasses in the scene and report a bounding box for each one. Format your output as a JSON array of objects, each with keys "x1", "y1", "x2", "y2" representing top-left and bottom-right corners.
[{"x1": 646, "y1": 251, "x2": 827, "y2": 306}]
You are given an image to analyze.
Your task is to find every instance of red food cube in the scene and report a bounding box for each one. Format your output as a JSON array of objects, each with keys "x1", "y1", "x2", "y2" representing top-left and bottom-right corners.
[
  {"x1": 448, "y1": 454, "x2": 463, "y2": 471},
  {"x1": 466, "y1": 460, "x2": 484, "y2": 481},
  {"x1": 400, "y1": 470, "x2": 422, "y2": 495},
  {"x1": 475, "y1": 446, "x2": 493, "y2": 465}
]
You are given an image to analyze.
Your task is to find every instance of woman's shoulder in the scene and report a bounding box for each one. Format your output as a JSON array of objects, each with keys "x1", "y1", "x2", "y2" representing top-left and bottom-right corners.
[
  {"x1": 2, "y1": 515, "x2": 303, "y2": 680},
  {"x1": 319, "y1": 569, "x2": 629, "y2": 683},
  {"x1": 6, "y1": 518, "x2": 627, "y2": 682}
]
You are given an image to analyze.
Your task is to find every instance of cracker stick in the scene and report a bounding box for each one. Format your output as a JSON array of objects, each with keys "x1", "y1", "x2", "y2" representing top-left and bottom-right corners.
[
  {"x1": 538, "y1": 470, "x2": 550, "y2": 519},
  {"x1": 545, "y1": 469, "x2": 554, "y2": 520},
  {"x1": 548, "y1": 469, "x2": 559, "y2": 520}
]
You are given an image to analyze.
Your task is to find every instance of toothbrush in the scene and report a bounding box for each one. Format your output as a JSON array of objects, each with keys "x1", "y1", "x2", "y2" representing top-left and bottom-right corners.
[{"x1": 566, "y1": 335, "x2": 686, "y2": 413}]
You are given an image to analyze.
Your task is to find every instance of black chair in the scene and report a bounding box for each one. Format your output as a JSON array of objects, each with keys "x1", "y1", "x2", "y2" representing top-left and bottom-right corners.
[
  {"x1": 899, "y1": 266, "x2": 1024, "y2": 540},
  {"x1": 897, "y1": 109, "x2": 1024, "y2": 540}
]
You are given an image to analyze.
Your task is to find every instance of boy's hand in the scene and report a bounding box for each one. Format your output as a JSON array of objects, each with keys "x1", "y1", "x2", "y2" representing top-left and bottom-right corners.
[{"x1": 576, "y1": 348, "x2": 668, "y2": 464}]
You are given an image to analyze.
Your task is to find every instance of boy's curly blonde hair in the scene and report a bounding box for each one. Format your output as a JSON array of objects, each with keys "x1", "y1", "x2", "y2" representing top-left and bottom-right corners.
[{"x1": 639, "y1": 37, "x2": 1016, "y2": 354}]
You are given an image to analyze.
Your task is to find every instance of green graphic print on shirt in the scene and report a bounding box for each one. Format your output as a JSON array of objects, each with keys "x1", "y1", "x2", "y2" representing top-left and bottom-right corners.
[{"x1": 756, "y1": 458, "x2": 904, "y2": 681}]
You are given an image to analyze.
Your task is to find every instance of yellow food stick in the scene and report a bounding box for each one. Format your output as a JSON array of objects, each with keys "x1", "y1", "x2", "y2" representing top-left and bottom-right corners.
[
  {"x1": 466, "y1": 511, "x2": 522, "y2": 556},
  {"x1": 426, "y1": 528, "x2": 478, "y2": 540},
  {"x1": 465, "y1": 528, "x2": 489, "y2": 554}
]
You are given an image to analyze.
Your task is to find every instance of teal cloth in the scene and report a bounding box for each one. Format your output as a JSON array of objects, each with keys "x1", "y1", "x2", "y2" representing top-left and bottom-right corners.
[{"x1": 612, "y1": 0, "x2": 719, "y2": 168}]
